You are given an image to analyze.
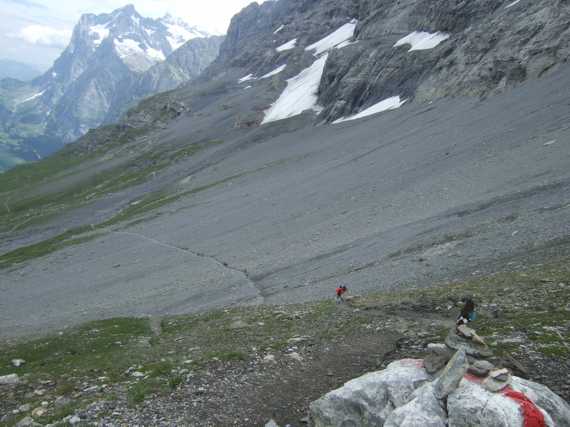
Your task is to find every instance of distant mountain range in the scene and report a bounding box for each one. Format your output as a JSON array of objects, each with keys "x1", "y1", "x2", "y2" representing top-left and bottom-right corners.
[
  {"x1": 0, "y1": 4, "x2": 223, "y2": 171},
  {"x1": 0, "y1": 60, "x2": 42, "y2": 81}
]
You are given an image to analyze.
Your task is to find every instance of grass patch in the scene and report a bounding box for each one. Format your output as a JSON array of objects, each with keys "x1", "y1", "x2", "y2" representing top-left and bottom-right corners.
[
  {"x1": 0, "y1": 318, "x2": 151, "y2": 379},
  {"x1": 0, "y1": 225, "x2": 97, "y2": 269}
]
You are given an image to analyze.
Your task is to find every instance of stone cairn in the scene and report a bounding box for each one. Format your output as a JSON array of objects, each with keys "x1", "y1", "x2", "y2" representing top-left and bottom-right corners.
[{"x1": 304, "y1": 320, "x2": 570, "y2": 426}]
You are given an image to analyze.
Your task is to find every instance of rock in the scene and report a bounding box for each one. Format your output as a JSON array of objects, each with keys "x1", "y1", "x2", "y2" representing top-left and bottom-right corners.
[
  {"x1": 31, "y1": 407, "x2": 46, "y2": 418},
  {"x1": 424, "y1": 346, "x2": 454, "y2": 374},
  {"x1": 83, "y1": 385, "x2": 100, "y2": 393},
  {"x1": 11, "y1": 359, "x2": 25, "y2": 368},
  {"x1": 262, "y1": 354, "x2": 276, "y2": 363},
  {"x1": 310, "y1": 359, "x2": 428, "y2": 426},
  {"x1": 384, "y1": 383, "x2": 446, "y2": 427},
  {"x1": 287, "y1": 336, "x2": 310, "y2": 344},
  {"x1": 468, "y1": 360, "x2": 494, "y2": 377},
  {"x1": 68, "y1": 415, "x2": 82, "y2": 425},
  {"x1": 54, "y1": 396, "x2": 72, "y2": 408},
  {"x1": 448, "y1": 378, "x2": 525, "y2": 426},
  {"x1": 229, "y1": 319, "x2": 249, "y2": 329},
  {"x1": 18, "y1": 404, "x2": 31, "y2": 412},
  {"x1": 287, "y1": 352, "x2": 303, "y2": 362},
  {"x1": 445, "y1": 329, "x2": 492, "y2": 358},
  {"x1": 131, "y1": 371, "x2": 145, "y2": 378},
  {"x1": 0, "y1": 373, "x2": 20, "y2": 385},
  {"x1": 265, "y1": 420, "x2": 280, "y2": 427},
  {"x1": 482, "y1": 368, "x2": 511, "y2": 392},
  {"x1": 15, "y1": 416, "x2": 41, "y2": 427},
  {"x1": 433, "y1": 350, "x2": 468, "y2": 399},
  {"x1": 511, "y1": 377, "x2": 570, "y2": 426}
]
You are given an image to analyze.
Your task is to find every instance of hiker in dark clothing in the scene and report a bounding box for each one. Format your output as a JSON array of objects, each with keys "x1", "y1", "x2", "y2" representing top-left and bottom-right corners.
[
  {"x1": 336, "y1": 285, "x2": 348, "y2": 303},
  {"x1": 456, "y1": 297, "x2": 487, "y2": 346},
  {"x1": 456, "y1": 298, "x2": 476, "y2": 327}
]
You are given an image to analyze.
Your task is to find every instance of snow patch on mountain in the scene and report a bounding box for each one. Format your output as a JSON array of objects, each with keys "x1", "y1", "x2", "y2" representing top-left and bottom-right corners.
[
  {"x1": 260, "y1": 64, "x2": 287, "y2": 79},
  {"x1": 262, "y1": 54, "x2": 328, "y2": 124},
  {"x1": 394, "y1": 31, "x2": 450, "y2": 51},
  {"x1": 90, "y1": 25, "x2": 110, "y2": 47},
  {"x1": 114, "y1": 38, "x2": 161, "y2": 72},
  {"x1": 306, "y1": 20, "x2": 357, "y2": 56},
  {"x1": 333, "y1": 96, "x2": 406, "y2": 123},
  {"x1": 273, "y1": 25, "x2": 285, "y2": 34},
  {"x1": 161, "y1": 15, "x2": 209, "y2": 51},
  {"x1": 17, "y1": 90, "x2": 46, "y2": 105},
  {"x1": 277, "y1": 39, "x2": 297, "y2": 52},
  {"x1": 505, "y1": 0, "x2": 522, "y2": 8},
  {"x1": 239, "y1": 74, "x2": 256, "y2": 83}
]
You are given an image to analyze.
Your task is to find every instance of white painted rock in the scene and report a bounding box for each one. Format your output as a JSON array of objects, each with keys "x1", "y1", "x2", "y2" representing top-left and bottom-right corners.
[
  {"x1": 11, "y1": 359, "x2": 25, "y2": 368},
  {"x1": 310, "y1": 359, "x2": 428, "y2": 426},
  {"x1": 310, "y1": 353, "x2": 570, "y2": 427}
]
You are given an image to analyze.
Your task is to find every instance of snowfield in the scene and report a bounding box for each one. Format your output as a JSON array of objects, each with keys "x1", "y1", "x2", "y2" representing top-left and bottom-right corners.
[
  {"x1": 90, "y1": 25, "x2": 110, "y2": 47},
  {"x1": 306, "y1": 19, "x2": 358, "y2": 56},
  {"x1": 394, "y1": 31, "x2": 450, "y2": 51},
  {"x1": 260, "y1": 64, "x2": 287, "y2": 79},
  {"x1": 114, "y1": 38, "x2": 164, "y2": 72},
  {"x1": 163, "y1": 17, "x2": 206, "y2": 50},
  {"x1": 262, "y1": 54, "x2": 328, "y2": 124},
  {"x1": 333, "y1": 96, "x2": 406, "y2": 123},
  {"x1": 277, "y1": 39, "x2": 297, "y2": 52}
]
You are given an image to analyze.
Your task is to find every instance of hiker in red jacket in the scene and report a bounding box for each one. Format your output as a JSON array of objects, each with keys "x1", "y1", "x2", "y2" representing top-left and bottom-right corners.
[{"x1": 336, "y1": 285, "x2": 348, "y2": 304}]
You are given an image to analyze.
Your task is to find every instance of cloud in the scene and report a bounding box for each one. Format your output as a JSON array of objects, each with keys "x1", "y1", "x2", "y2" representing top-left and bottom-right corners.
[
  {"x1": 10, "y1": 24, "x2": 72, "y2": 48},
  {"x1": 0, "y1": 0, "x2": 47, "y2": 9}
]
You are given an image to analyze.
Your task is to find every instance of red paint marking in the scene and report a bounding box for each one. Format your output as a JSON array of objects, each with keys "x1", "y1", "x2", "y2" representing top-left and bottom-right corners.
[
  {"x1": 397, "y1": 358, "x2": 424, "y2": 368},
  {"x1": 502, "y1": 387, "x2": 546, "y2": 427},
  {"x1": 465, "y1": 374, "x2": 546, "y2": 427}
]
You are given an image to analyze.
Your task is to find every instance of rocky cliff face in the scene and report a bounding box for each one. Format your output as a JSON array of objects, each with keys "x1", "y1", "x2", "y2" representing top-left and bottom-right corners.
[
  {"x1": 199, "y1": 0, "x2": 570, "y2": 125},
  {"x1": 0, "y1": 5, "x2": 221, "y2": 170}
]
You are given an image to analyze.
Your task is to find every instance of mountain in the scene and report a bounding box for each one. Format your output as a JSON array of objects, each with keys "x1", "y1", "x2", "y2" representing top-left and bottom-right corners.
[
  {"x1": 1, "y1": 0, "x2": 570, "y2": 369},
  {"x1": 0, "y1": 60, "x2": 42, "y2": 81},
  {"x1": 0, "y1": 4, "x2": 222, "y2": 171}
]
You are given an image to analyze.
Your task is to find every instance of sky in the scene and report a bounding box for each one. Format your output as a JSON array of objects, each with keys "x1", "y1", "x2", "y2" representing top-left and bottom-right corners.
[{"x1": 0, "y1": 0, "x2": 264, "y2": 70}]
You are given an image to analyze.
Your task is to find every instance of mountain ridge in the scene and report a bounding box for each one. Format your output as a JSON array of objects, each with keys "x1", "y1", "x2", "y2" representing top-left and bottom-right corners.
[{"x1": 0, "y1": 4, "x2": 222, "y2": 171}]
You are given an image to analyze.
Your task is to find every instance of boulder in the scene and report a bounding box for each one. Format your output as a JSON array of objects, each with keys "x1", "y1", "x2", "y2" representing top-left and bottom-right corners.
[
  {"x1": 310, "y1": 356, "x2": 570, "y2": 427},
  {"x1": 15, "y1": 417, "x2": 41, "y2": 427},
  {"x1": 384, "y1": 383, "x2": 446, "y2": 427},
  {"x1": 448, "y1": 379, "x2": 524, "y2": 426},
  {"x1": 265, "y1": 420, "x2": 280, "y2": 427},
  {"x1": 0, "y1": 374, "x2": 20, "y2": 385},
  {"x1": 310, "y1": 359, "x2": 428, "y2": 427},
  {"x1": 511, "y1": 377, "x2": 570, "y2": 427}
]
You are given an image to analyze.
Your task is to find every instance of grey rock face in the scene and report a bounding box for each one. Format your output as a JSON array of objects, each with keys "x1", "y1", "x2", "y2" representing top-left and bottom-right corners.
[
  {"x1": 309, "y1": 359, "x2": 428, "y2": 426},
  {"x1": 318, "y1": 0, "x2": 570, "y2": 122}
]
